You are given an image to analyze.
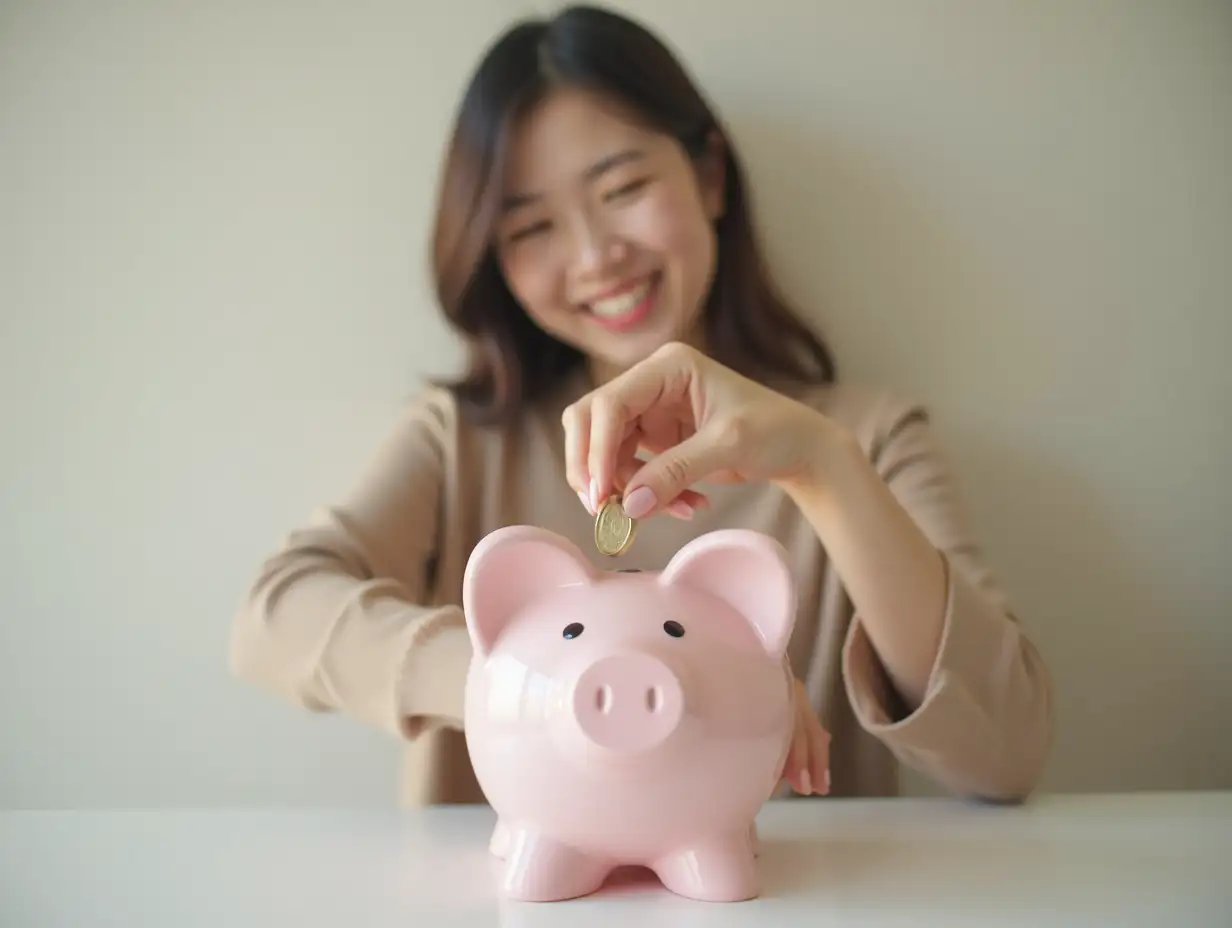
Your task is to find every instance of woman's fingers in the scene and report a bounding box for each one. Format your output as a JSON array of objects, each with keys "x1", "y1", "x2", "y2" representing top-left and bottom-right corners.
[
  {"x1": 562, "y1": 343, "x2": 719, "y2": 516},
  {"x1": 586, "y1": 392, "x2": 629, "y2": 506},
  {"x1": 604, "y1": 434, "x2": 644, "y2": 508},
  {"x1": 612, "y1": 452, "x2": 709, "y2": 518},
  {"x1": 808, "y1": 716, "x2": 831, "y2": 795},
  {"x1": 566, "y1": 406, "x2": 712, "y2": 518},
  {"x1": 617, "y1": 413, "x2": 711, "y2": 516},
  {"x1": 786, "y1": 703, "x2": 811, "y2": 794},
  {"x1": 780, "y1": 680, "x2": 811, "y2": 794},
  {"x1": 562, "y1": 401, "x2": 592, "y2": 507},
  {"x1": 780, "y1": 680, "x2": 830, "y2": 796},
  {"x1": 575, "y1": 344, "x2": 702, "y2": 502},
  {"x1": 622, "y1": 424, "x2": 733, "y2": 519}
]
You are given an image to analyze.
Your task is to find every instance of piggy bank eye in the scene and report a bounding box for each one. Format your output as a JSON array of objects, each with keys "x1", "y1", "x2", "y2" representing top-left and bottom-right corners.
[
  {"x1": 663, "y1": 620, "x2": 685, "y2": 638},
  {"x1": 562, "y1": 622, "x2": 584, "y2": 639}
]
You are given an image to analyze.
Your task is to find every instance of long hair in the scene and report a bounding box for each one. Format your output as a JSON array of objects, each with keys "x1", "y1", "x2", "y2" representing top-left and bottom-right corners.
[{"x1": 430, "y1": 4, "x2": 836, "y2": 426}]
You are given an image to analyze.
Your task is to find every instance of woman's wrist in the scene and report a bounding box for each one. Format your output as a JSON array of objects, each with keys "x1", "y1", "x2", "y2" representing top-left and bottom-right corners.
[{"x1": 773, "y1": 405, "x2": 865, "y2": 514}]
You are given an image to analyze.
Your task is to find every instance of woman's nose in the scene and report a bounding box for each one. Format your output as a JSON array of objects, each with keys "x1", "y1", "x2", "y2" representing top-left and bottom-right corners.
[{"x1": 570, "y1": 217, "x2": 628, "y2": 273}]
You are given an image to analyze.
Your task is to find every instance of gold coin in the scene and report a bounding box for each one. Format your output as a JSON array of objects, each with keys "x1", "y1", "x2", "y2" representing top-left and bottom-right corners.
[{"x1": 594, "y1": 496, "x2": 636, "y2": 556}]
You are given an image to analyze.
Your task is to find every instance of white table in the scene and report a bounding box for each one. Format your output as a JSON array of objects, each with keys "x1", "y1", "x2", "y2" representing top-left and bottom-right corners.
[{"x1": 2, "y1": 792, "x2": 1229, "y2": 926}]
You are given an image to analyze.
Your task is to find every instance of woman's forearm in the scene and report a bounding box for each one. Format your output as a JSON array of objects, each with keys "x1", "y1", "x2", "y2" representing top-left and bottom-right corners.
[{"x1": 778, "y1": 415, "x2": 948, "y2": 710}]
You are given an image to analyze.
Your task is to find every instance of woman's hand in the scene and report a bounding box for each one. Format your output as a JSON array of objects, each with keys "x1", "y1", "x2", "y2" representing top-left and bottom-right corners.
[
  {"x1": 563, "y1": 341, "x2": 952, "y2": 772},
  {"x1": 783, "y1": 677, "x2": 831, "y2": 795},
  {"x1": 562, "y1": 341, "x2": 845, "y2": 519}
]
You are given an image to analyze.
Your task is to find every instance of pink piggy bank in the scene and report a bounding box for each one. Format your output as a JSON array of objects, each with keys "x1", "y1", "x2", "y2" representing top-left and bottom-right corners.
[{"x1": 461, "y1": 524, "x2": 798, "y2": 903}]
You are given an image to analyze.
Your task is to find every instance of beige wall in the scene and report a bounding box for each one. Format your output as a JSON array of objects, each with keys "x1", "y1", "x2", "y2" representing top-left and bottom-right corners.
[{"x1": 2, "y1": 0, "x2": 1228, "y2": 806}]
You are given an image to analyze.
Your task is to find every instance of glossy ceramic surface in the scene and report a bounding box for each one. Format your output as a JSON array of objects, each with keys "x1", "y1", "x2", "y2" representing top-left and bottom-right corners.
[{"x1": 461, "y1": 525, "x2": 798, "y2": 902}]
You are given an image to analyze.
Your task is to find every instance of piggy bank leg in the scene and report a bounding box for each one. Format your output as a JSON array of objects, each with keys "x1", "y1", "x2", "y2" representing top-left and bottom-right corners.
[
  {"x1": 500, "y1": 827, "x2": 612, "y2": 902},
  {"x1": 652, "y1": 828, "x2": 759, "y2": 902},
  {"x1": 749, "y1": 821, "x2": 760, "y2": 857}
]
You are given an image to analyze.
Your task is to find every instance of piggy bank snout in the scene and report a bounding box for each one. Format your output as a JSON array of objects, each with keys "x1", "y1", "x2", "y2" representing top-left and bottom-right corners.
[{"x1": 570, "y1": 652, "x2": 684, "y2": 753}]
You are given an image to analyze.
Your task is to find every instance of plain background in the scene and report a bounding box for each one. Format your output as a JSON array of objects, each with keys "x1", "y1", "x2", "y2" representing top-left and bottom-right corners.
[{"x1": 2, "y1": 0, "x2": 1229, "y2": 808}]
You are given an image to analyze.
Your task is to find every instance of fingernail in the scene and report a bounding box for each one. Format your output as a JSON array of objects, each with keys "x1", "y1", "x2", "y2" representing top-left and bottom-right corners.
[
  {"x1": 666, "y1": 500, "x2": 694, "y2": 520},
  {"x1": 578, "y1": 490, "x2": 595, "y2": 515},
  {"x1": 623, "y1": 486, "x2": 656, "y2": 519},
  {"x1": 800, "y1": 770, "x2": 813, "y2": 794},
  {"x1": 588, "y1": 478, "x2": 601, "y2": 514}
]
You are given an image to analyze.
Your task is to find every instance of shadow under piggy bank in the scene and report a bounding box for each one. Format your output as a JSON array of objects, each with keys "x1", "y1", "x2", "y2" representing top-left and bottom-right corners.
[
  {"x1": 492, "y1": 838, "x2": 857, "y2": 928},
  {"x1": 593, "y1": 838, "x2": 838, "y2": 899}
]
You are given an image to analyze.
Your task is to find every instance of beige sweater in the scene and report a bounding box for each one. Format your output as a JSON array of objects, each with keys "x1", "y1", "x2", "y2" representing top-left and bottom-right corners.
[{"x1": 229, "y1": 368, "x2": 1053, "y2": 806}]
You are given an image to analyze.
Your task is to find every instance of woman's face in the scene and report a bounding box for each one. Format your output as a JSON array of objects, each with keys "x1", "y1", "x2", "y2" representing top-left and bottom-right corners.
[{"x1": 493, "y1": 86, "x2": 725, "y2": 376}]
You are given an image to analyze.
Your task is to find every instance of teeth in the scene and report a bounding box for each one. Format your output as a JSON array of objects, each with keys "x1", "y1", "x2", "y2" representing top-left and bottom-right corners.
[{"x1": 591, "y1": 281, "x2": 651, "y2": 318}]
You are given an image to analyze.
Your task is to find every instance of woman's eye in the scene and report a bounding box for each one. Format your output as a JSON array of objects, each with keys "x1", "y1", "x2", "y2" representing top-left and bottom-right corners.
[
  {"x1": 604, "y1": 178, "x2": 649, "y2": 201},
  {"x1": 508, "y1": 220, "x2": 551, "y2": 242}
]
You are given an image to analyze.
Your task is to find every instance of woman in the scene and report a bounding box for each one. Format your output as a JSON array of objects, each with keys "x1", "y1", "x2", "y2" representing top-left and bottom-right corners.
[{"x1": 229, "y1": 4, "x2": 1053, "y2": 806}]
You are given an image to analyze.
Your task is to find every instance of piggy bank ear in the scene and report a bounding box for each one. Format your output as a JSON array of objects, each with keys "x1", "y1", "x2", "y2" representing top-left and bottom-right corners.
[
  {"x1": 659, "y1": 529, "x2": 796, "y2": 658},
  {"x1": 462, "y1": 525, "x2": 597, "y2": 657}
]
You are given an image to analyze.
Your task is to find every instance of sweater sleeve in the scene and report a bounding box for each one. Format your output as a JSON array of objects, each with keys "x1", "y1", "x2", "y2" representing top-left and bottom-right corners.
[
  {"x1": 228, "y1": 389, "x2": 471, "y2": 740},
  {"x1": 840, "y1": 400, "x2": 1055, "y2": 801}
]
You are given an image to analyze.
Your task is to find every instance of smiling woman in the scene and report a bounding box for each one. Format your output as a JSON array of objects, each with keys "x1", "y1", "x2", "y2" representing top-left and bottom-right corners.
[
  {"x1": 429, "y1": 5, "x2": 835, "y2": 424},
  {"x1": 229, "y1": 3, "x2": 1054, "y2": 811}
]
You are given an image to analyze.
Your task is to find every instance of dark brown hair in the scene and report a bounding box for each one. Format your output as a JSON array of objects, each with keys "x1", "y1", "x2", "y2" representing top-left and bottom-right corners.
[{"x1": 430, "y1": 3, "x2": 836, "y2": 426}]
